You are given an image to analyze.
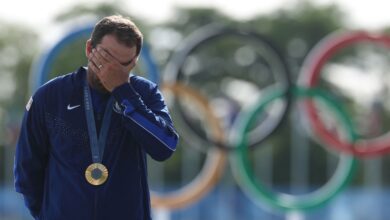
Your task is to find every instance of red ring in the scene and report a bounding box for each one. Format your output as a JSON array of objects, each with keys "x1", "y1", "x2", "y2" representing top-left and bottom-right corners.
[{"x1": 300, "y1": 31, "x2": 390, "y2": 156}]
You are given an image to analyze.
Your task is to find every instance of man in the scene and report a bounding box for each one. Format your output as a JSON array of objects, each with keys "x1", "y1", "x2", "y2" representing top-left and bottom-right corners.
[{"x1": 14, "y1": 15, "x2": 179, "y2": 220}]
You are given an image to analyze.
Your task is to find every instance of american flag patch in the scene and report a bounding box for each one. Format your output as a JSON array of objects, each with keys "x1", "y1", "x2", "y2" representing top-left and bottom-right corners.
[{"x1": 26, "y1": 97, "x2": 33, "y2": 111}]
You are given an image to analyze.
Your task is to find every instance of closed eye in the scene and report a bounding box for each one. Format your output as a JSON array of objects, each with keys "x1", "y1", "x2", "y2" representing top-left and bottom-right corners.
[{"x1": 120, "y1": 57, "x2": 136, "y2": 66}]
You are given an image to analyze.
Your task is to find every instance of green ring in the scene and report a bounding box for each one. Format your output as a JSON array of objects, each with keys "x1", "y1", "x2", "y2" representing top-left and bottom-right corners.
[{"x1": 231, "y1": 86, "x2": 357, "y2": 211}]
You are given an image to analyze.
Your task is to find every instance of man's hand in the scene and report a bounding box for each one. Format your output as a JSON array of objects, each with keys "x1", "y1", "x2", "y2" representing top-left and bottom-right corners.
[{"x1": 88, "y1": 47, "x2": 137, "y2": 92}]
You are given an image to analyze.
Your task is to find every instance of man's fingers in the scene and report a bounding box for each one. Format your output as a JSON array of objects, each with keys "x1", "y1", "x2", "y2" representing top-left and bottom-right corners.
[
  {"x1": 90, "y1": 48, "x2": 107, "y2": 67},
  {"x1": 88, "y1": 52, "x2": 103, "y2": 74},
  {"x1": 96, "y1": 47, "x2": 114, "y2": 63},
  {"x1": 88, "y1": 60, "x2": 99, "y2": 74}
]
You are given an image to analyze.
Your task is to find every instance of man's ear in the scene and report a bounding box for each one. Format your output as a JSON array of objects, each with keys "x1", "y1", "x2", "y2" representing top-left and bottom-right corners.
[{"x1": 85, "y1": 39, "x2": 92, "y2": 58}]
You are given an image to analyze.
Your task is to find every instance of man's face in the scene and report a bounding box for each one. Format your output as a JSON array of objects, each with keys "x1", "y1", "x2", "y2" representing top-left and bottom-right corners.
[{"x1": 87, "y1": 34, "x2": 138, "y2": 91}]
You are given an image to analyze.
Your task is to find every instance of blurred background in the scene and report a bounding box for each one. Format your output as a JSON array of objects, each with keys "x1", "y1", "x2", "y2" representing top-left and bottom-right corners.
[{"x1": 2, "y1": 0, "x2": 390, "y2": 219}]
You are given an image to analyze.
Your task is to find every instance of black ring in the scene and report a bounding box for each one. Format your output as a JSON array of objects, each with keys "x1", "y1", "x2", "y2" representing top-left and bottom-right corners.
[{"x1": 163, "y1": 24, "x2": 293, "y2": 151}]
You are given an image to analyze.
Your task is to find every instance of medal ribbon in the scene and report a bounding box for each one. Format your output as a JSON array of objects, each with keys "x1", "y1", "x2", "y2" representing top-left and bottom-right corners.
[{"x1": 83, "y1": 79, "x2": 114, "y2": 164}]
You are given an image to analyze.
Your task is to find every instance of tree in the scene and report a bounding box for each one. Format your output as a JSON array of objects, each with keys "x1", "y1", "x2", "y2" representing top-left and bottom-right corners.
[{"x1": 0, "y1": 20, "x2": 39, "y2": 184}]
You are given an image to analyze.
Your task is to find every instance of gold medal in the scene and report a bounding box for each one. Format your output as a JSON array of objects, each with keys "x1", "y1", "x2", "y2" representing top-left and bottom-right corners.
[{"x1": 85, "y1": 163, "x2": 109, "y2": 186}]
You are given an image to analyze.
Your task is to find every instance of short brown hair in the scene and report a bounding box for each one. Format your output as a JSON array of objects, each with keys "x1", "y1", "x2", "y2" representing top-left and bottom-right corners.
[{"x1": 90, "y1": 15, "x2": 143, "y2": 56}]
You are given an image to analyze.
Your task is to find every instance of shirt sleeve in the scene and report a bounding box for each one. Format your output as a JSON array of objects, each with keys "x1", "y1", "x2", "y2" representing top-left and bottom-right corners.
[
  {"x1": 14, "y1": 93, "x2": 50, "y2": 218},
  {"x1": 111, "y1": 81, "x2": 179, "y2": 161}
]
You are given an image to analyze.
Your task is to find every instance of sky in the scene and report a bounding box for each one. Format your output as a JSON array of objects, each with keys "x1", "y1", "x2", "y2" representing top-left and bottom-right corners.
[{"x1": 2, "y1": 0, "x2": 390, "y2": 36}]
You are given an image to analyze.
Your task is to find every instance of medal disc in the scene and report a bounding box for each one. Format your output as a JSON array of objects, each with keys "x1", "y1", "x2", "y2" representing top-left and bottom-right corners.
[{"x1": 85, "y1": 163, "x2": 109, "y2": 185}]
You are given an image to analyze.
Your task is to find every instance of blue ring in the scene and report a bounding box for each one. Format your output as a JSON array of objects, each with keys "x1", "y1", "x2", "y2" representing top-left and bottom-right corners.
[{"x1": 30, "y1": 23, "x2": 159, "y2": 91}]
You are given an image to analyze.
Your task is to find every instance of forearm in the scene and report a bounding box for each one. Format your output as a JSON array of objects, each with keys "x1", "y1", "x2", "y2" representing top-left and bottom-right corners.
[{"x1": 112, "y1": 82, "x2": 179, "y2": 160}]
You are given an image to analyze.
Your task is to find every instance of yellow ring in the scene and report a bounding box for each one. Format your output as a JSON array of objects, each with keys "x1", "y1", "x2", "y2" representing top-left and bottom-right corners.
[{"x1": 151, "y1": 83, "x2": 227, "y2": 209}]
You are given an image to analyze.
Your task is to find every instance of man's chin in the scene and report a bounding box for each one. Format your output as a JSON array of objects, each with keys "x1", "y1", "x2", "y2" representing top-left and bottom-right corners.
[
  {"x1": 87, "y1": 71, "x2": 109, "y2": 93},
  {"x1": 96, "y1": 83, "x2": 110, "y2": 94}
]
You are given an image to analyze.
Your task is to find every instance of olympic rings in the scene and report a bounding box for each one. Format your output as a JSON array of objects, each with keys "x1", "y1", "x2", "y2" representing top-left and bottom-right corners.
[
  {"x1": 299, "y1": 31, "x2": 390, "y2": 156},
  {"x1": 31, "y1": 23, "x2": 390, "y2": 212},
  {"x1": 163, "y1": 24, "x2": 292, "y2": 151},
  {"x1": 151, "y1": 83, "x2": 227, "y2": 209},
  {"x1": 232, "y1": 86, "x2": 357, "y2": 211}
]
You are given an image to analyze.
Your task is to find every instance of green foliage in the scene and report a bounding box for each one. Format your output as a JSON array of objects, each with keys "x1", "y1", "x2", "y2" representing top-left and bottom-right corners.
[
  {"x1": 0, "y1": 21, "x2": 38, "y2": 183},
  {"x1": 49, "y1": 37, "x2": 89, "y2": 79},
  {"x1": 166, "y1": 6, "x2": 239, "y2": 35},
  {"x1": 0, "y1": 22, "x2": 38, "y2": 110},
  {"x1": 246, "y1": 1, "x2": 345, "y2": 77}
]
